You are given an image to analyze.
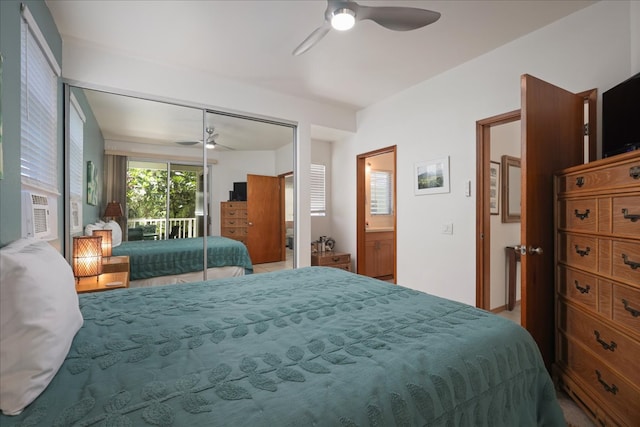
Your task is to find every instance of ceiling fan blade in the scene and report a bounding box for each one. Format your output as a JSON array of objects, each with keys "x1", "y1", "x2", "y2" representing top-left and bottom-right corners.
[
  {"x1": 356, "y1": 5, "x2": 440, "y2": 31},
  {"x1": 175, "y1": 140, "x2": 200, "y2": 146},
  {"x1": 207, "y1": 141, "x2": 234, "y2": 151},
  {"x1": 292, "y1": 20, "x2": 331, "y2": 56}
]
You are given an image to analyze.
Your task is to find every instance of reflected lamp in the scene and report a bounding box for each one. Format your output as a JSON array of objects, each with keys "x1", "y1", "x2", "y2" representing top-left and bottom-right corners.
[{"x1": 92, "y1": 229, "x2": 113, "y2": 258}]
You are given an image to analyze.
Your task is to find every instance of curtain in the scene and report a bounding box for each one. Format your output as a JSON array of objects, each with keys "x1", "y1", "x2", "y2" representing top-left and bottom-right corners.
[{"x1": 103, "y1": 154, "x2": 127, "y2": 230}]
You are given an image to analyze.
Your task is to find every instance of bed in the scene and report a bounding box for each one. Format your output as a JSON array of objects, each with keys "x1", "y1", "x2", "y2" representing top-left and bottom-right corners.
[
  {"x1": 111, "y1": 236, "x2": 253, "y2": 286},
  {"x1": 0, "y1": 239, "x2": 565, "y2": 427}
]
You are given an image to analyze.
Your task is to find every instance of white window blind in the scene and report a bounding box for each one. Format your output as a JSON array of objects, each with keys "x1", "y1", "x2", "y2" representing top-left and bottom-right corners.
[
  {"x1": 20, "y1": 5, "x2": 60, "y2": 194},
  {"x1": 370, "y1": 170, "x2": 392, "y2": 215},
  {"x1": 310, "y1": 163, "x2": 326, "y2": 216},
  {"x1": 69, "y1": 94, "x2": 85, "y2": 199}
]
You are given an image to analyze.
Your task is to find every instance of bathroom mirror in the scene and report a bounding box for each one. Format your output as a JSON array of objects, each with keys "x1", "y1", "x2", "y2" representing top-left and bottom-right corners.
[{"x1": 501, "y1": 155, "x2": 521, "y2": 223}]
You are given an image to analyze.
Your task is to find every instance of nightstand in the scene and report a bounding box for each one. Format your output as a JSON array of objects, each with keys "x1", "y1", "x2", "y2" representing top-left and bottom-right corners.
[
  {"x1": 76, "y1": 271, "x2": 129, "y2": 293},
  {"x1": 102, "y1": 255, "x2": 130, "y2": 274},
  {"x1": 311, "y1": 251, "x2": 351, "y2": 272}
]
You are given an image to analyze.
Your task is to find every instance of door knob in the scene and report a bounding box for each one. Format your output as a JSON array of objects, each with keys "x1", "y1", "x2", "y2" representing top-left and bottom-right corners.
[
  {"x1": 513, "y1": 245, "x2": 527, "y2": 255},
  {"x1": 248, "y1": 222, "x2": 254, "y2": 226},
  {"x1": 529, "y1": 246, "x2": 544, "y2": 255}
]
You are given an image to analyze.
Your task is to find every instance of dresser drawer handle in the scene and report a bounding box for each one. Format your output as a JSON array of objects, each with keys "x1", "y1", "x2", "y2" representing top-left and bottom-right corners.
[
  {"x1": 594, "y1": 331, "x2": 617, "y2": 352},
  {"x1": 622, "y1": 253, "x2": 640, "y2": 270},
  {"x1": 630, "y1": 166, "x2": 640, "y2": 179},
  {"x1": 574, "y1": 280, "x2": 590, "y2": 294},
  {"x1": 622, "y1": 299, "x2": 640, "y2": 317},
  {"x1": 595, "y1": 370, "x2": 618, "y2": 395},
  {"x1": 574, "y1": 245, "x2": 591, "y2": 257},
  {"x1": 622, "y1": 208, "x2": 640, "y2": 222},
  {"x1": 228, "y1": 220, "x2": 236, "y2": 225},
  {"x1": 332, "y1": 257, "x2": 341, "y2": 262},
  {"x1": 228, "y1": 230, "x2": 236, "y2": 234},
  {"x1": 574, "y1": 209, "x2": 590, "y2": 220},
  {"x1": 576, "y1": 176, "x2": 585, "y2": 187},
  {"x1": 229, "y1": 211, "x2": 236, "y2": 216}
]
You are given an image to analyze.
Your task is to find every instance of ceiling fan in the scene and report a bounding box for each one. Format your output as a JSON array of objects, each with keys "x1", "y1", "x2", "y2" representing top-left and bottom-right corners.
[
  {"x1": 176, "y1": 126, "x2": 234, "y2": 150},
  {"x1": 292, "y1": 0, "x2": 441, "y2": 56}
]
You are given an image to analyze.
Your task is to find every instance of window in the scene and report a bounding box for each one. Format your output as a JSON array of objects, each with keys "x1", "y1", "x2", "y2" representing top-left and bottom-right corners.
[
  {"x1": 20, "y1": 5, "x2": 61, "y2": 194},
  {"x1": 370, "y1": 170, "x2": 392, "y2": 215},
  {"x1": 310, "y1": 163, "x2": 326, "y2": 216},
  {"x1": 69, "y1": 94, "x2": 85, "y2": 233}
]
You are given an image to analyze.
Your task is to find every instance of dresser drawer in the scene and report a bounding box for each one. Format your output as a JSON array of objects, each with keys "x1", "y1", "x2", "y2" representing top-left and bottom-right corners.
[
  {"x1": 222, "y1": 218, "x2": 249, "y2": 227},
  {"x1": 221, "y1": 227, "x2": 248, "y2": 238},
  {"x1": 559, "y1": 157, "x2": 640, "y2": 194},
  {"x1": 559, "y1": 199, "x2": 597, "y2": 232},
  {"x1": 221, "y1": 208, "x2": 248, "y2": 218},
  {"x1": 315, "y1": 253, "x2": 350, "y2": 266},
  {"x1": 611, "y1": 240, "x2": 640, "y2": 285},
  {"x1": 558, "y1": 233, "x2": 598, "y2": 272},
  {"x1": 223, "y1": 202, "x2": 247, "y2": 210},
  {"x1": 558, "y1": 266, "x2": 598, "y2": 311},
  {"x1": 612, "y1": 283, "x2": 640, "y2": 336},
  {"x1": 557, "y1": 334, "x2": 640, "y2": 424},
  {"x1": 612, "y1": 195, "x2": 640, "y2": 237},
  {"x1": 558, "y1": 302, "x2": 640, "y2": 386},
  {"x1": 332, "y1": 263, "x2": 352, "y2": 272}
]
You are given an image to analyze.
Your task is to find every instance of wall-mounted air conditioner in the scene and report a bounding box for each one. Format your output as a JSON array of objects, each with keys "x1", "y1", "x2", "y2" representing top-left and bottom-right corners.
[{"x1": 22, "y1": 190, "x2": 53, "y2": 240}]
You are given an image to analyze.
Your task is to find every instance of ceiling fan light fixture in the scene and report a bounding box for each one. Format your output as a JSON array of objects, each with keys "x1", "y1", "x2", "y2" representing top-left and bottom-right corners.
[{"x1": 331, "y1": 8, "x2": 355, "y2": 31}]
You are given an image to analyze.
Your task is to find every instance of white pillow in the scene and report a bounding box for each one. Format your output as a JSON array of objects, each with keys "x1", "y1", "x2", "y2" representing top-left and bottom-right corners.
[
  {"x1": 0, "y1": 238, "x2": 83, "y2": 415},
  {"x1": 103, "y1": 220, "x2": 122, "y2": 247},
  {"x1": 84, "y1": 222, "x2": 103, "y2": 236}
]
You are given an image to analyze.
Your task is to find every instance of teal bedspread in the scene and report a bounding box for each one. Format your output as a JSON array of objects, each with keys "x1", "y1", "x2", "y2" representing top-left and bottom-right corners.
[
  {"x1": 1, "y1": 268, "x2": 564, "y2": 426},
  {"x1": 112, "y1": 236, "x2": 253, "y2": 280}
]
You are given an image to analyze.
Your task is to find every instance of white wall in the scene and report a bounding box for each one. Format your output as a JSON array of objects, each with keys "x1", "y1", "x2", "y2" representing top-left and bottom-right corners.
[
  {"x1": 332, "y1": 1, "x2": 638, "y2": 305},
  {"x1": 490, "y1": 121, "x2": 521, "y2": 310},
  {"x1": 310, "y1": 139, "x2": 333, "y2": 244}
]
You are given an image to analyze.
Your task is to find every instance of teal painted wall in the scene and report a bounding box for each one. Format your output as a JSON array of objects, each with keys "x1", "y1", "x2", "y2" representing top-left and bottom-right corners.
[
  {"x1": 0, "y1": 0, "x2": 62, "y2": 247},
  {"x1": 70, "y1": 87, "x2": 105, "y2": 227}
]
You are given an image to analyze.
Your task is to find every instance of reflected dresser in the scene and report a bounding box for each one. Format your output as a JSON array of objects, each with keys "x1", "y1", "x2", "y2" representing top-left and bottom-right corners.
[{"x1": 220, "y1": 201, "x2": 248, "y2": 245}]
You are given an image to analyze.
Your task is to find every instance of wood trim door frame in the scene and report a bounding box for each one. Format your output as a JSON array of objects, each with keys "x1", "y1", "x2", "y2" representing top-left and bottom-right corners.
[{"x1": 356, "y1": 145, "x2": 397, "y2": 281}]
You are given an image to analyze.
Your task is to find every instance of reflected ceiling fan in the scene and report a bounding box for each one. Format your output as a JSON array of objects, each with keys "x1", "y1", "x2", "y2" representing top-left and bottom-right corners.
[
  {"x1": 293, "y1": 0, "x2": 441, "y2": 56},
  {"x1": 176, "y1": 126, "x2": 234, "y2": 150}
]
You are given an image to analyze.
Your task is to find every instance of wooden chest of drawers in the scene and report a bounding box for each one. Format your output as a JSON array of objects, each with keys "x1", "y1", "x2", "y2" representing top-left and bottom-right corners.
[
  {"x1": 554, "y1": 151, "x2": 640, "y2": 426},
  {"x1": 311, "y1": 251, "x2": 351, "y2": 272},
  {"x1": 220, "y1": 201, "x2": 248, "y2": 244}
]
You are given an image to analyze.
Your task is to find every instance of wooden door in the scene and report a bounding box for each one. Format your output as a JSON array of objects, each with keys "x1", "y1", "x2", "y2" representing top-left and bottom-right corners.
[
  {"x1": 521, "y1": 74, "x2": 584, "y2": 369},
  {"x1": 247, "y1": 174, "x2": 282, "y2": 264}
]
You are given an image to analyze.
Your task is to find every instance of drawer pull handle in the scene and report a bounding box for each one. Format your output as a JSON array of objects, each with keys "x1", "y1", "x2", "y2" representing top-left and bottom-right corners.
[
  {"x1": 595, "y1": 370, "x2": 618, "y2": 395},
  {"x1": 574, "y1": 280, "x2": 590, "y2": 294},
  {"x1": 576, "y1": 176, "x2": 585, "y2": 187},
  {"x1": 228, "y1": 220, "x2": 236, "y2": 225},
  {"x1": 593, "y1": 331, "x2": 617, "y2": 352},
  {"x1": 574, "y1": 209, "x2": 590, "y2": 220},
  {"x1": 630, "y1": 166, "x2": 640, "y2": 179},
  {"x1": 621, "y1": 208, "x2": 640, "y2": 222},
  {"x1": 622, "y1": 299, "x2": 640, "y2": 317},
  {"x1": 622, "y1": 253, "x2": 640, "y2": 270},
  {"x1": 332, "y1": 257, "x2": 340, "y2": 262},
  {"x1": 574, "y1": 245, "x2": 591, "y2": 257}
]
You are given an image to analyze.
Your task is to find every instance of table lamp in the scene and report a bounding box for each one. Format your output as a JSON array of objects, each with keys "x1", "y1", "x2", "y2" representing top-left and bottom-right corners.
[
  {"x1": 92, "y1": 228, "x2": 112, "y2": 259},
  {"x1": 72, "y1": 235, "x2": 103, "y2": 282}
]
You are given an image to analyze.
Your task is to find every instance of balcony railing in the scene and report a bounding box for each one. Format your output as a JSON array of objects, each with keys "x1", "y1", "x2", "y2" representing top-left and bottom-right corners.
[{"x1": 127, "y1": 217, "x2": 197, "y2": 240}]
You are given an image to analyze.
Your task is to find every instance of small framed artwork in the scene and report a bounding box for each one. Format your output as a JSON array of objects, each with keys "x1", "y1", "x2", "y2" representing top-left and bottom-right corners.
[
  {"x1": 87, "y1": 161, "x2": 98, "y2": 206},
  {"x1": 489, "y1": 161, "x2": 500, "y2": 215},
  {"x1": 415, "y1": 156, "x2": 450, "y2": 195}
]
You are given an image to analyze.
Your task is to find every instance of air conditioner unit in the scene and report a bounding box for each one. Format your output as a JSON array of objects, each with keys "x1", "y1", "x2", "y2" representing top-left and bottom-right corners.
[{"x1": 22, "y1": 191, "x2": 52, "y2": 239}]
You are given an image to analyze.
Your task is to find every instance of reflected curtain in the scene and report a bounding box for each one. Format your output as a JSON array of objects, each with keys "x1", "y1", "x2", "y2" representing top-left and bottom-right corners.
[{"x1": 103, "y1": 154, "x2": 127, "y2": 231}]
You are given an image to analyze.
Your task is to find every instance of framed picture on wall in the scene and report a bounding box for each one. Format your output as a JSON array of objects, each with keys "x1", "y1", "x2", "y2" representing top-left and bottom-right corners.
[
  {"x1": 414, "y1": 156, "x2": 450, "y2": 195},
  {"x1": 87, "y1": 161, "x2": 98, "y2": 206},
  {"x1": 489, "y1": 161, "x2": 500, "y2": 215}
]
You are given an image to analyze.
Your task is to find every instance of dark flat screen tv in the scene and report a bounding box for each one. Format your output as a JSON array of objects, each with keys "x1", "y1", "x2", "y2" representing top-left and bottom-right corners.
[
  {"x1": 233, "y1": 182, "x2": 247, "y2": 201},
  {"x1": 602, "y1": 72, "x2": 640, "y2": 158}
]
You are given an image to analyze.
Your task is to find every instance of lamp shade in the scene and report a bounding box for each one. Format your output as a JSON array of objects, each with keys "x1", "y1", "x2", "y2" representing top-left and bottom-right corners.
[
  {"x1": 104, "y1": 201, "x2": 123, "y2": 219},
  {"x1": 92, "y1": 229, "x2": 112, "y2": 258},
  {"x1": 72, "y1": 236, "x2": 103, "y2": 278}
]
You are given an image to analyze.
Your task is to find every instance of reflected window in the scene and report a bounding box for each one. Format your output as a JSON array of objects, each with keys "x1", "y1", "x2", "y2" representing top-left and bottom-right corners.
[{"x1": 69, "y1": 94, "x2": 85, "y2": 233}]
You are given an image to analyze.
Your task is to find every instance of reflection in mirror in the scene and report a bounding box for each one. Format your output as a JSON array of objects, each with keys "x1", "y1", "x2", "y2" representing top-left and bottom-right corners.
[
  {"x1": 501, "y1": 155, "x2": 521, "y2": 223},
  {"x1": 64, "y1": 86, "x2": 296, "y2": 290}
]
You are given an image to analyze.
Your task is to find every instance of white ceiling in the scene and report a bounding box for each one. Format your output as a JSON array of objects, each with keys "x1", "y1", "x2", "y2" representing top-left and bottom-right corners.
[{"x1": 48, "y1": 0, "x2": 596, "y2": 148}]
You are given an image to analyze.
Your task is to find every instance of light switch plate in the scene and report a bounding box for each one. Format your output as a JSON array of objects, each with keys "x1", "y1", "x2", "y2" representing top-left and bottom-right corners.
[{"x1": 442, "y1": 223, "x2": 453, "y2": 234}]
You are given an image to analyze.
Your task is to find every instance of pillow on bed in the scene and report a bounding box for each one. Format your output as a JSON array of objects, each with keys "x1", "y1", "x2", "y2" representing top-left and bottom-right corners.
[
  {"x1": 0, "y1": 238, "x2": 83, "y2": 416},
  {"x1": 84, "y1": 222, "x2": 103, "y2": 236},
  {"x1": 103, "y1": 220, "x2": 122, "y2": 247}
]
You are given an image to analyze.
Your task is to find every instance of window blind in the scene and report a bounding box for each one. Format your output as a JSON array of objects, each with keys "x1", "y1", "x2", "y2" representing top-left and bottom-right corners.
[
  {"x1": 370, "y1": 170, "x2": 392, "y2": 215},
  {"x1": 20, "y1": 6, "x2": 60, "y2": 194},
  {"x1": 310, "y1": 164, "x2": 326, "y2": 216},
  {"x1": 69, "y1": 95, "x2": 85, "y2": 199}
]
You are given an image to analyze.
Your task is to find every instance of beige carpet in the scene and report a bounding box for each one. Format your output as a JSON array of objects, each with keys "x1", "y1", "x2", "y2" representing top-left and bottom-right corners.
[{"x1": 557, "y1": 390, "x2": 596, "y2": 427}]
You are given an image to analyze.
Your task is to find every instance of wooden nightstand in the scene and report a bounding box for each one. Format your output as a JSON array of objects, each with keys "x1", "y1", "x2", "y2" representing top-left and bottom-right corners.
[
  {"x1": 311, "y1": 251, "x2": 351, "y2": 272},
  {"x1": 76, "y1": 271, "x2": 129, "y2": 293},
  {"x1": 102, "y1": 255, "x2": 130, "y2": 274}
]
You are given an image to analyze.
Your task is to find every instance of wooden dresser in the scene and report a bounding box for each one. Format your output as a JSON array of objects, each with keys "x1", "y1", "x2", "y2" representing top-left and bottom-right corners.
[
  {"x1": 554, "y1": 151, "x2": 640, "y2": 426},
  {"x1": 220, "y1": 201, "x2": 248, "y2": 244},
  {"x1": 311, "y1": 251, "x2": 351, "y2": 272}
]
